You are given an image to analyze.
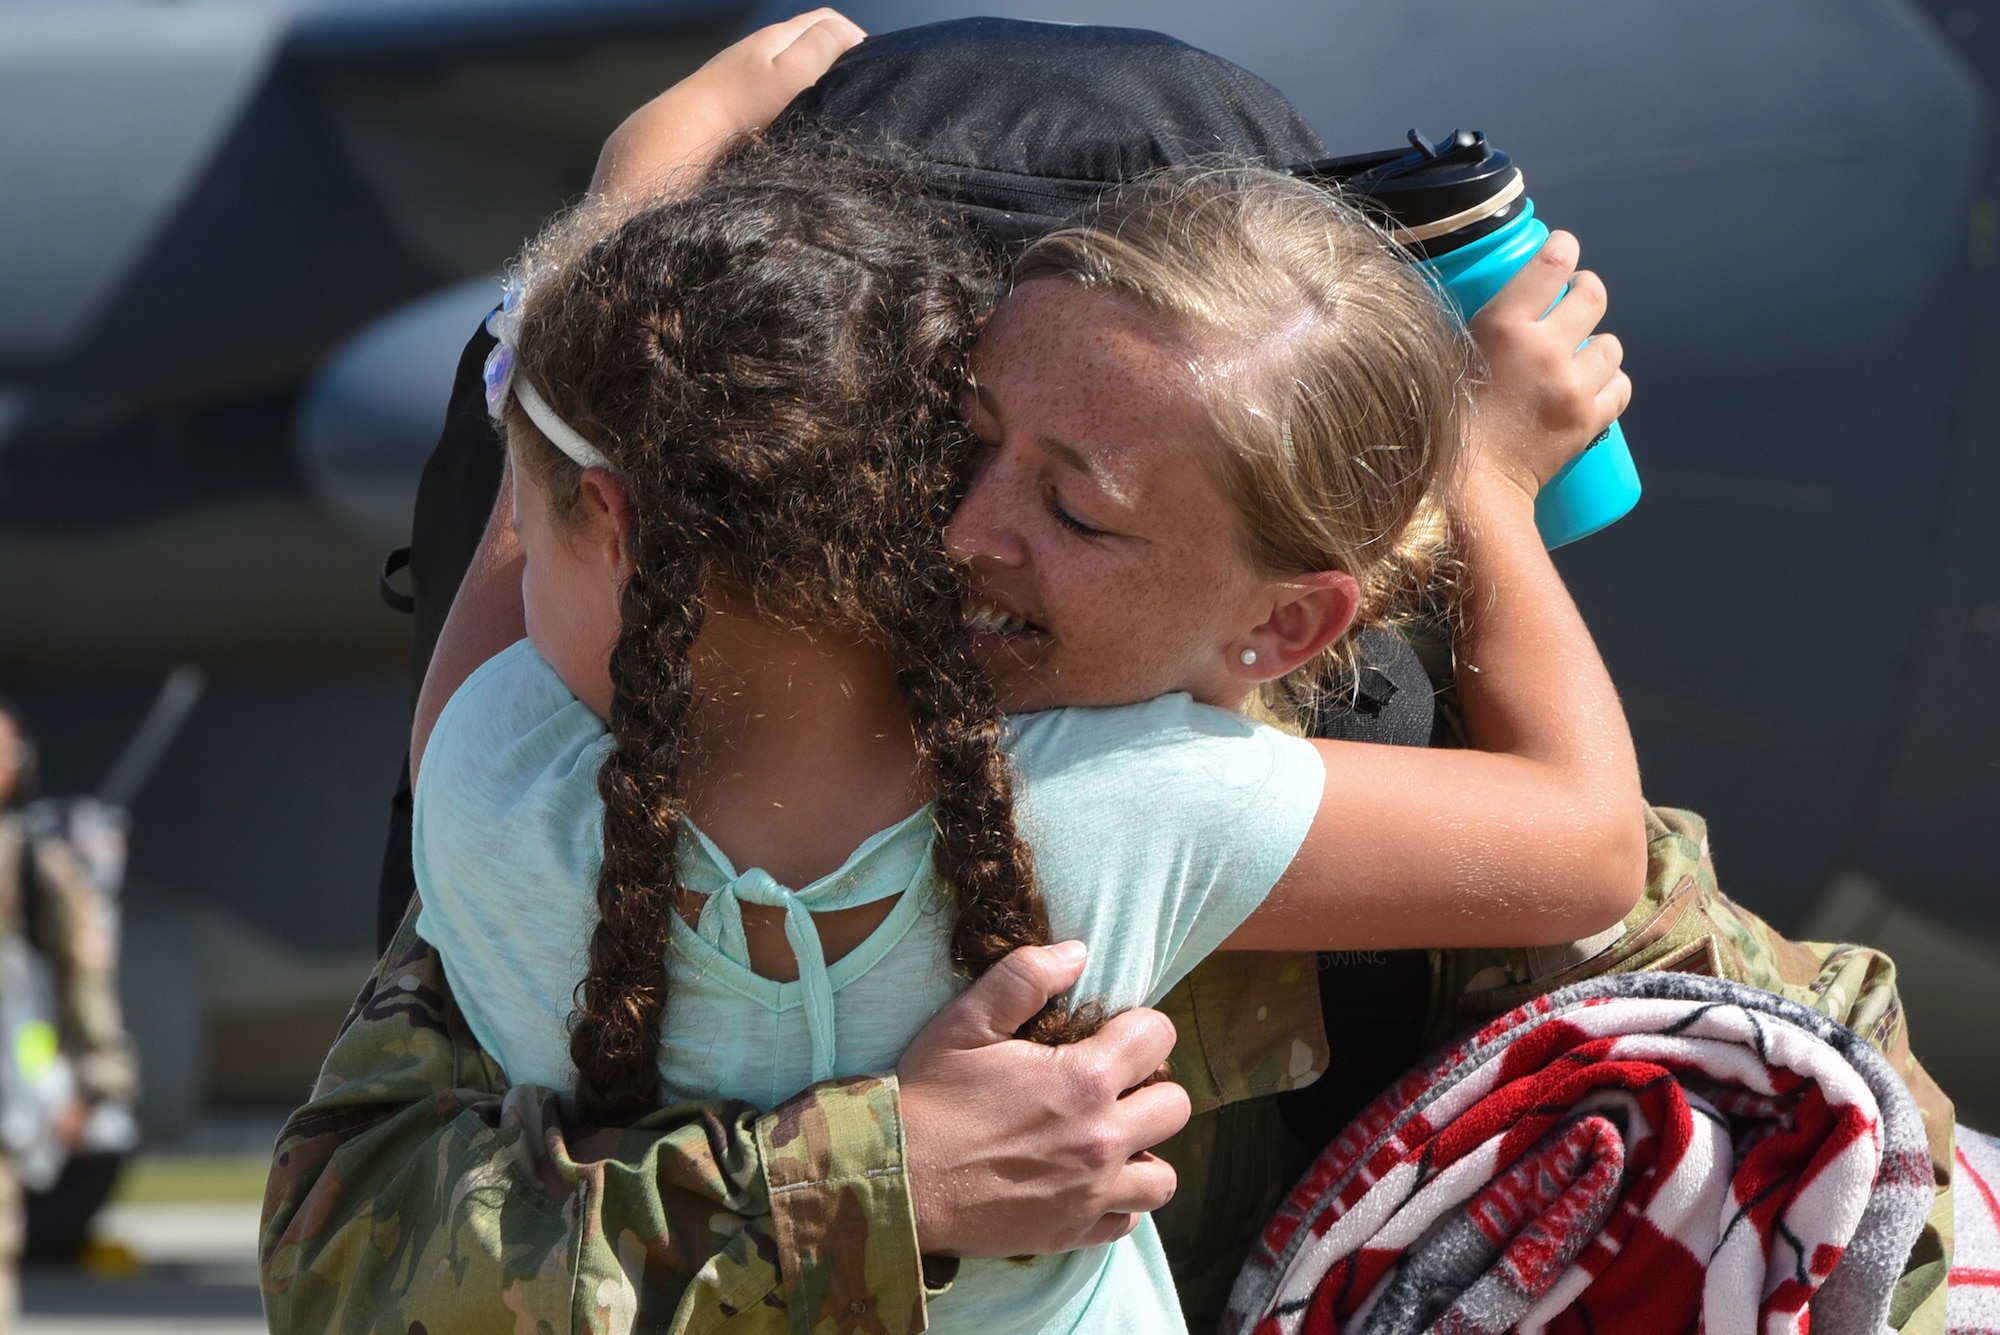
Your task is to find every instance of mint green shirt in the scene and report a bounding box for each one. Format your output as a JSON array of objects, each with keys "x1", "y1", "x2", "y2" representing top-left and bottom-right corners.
[{"x1": 416, "y1": 639, "x2": 1326, "y2": 1334}]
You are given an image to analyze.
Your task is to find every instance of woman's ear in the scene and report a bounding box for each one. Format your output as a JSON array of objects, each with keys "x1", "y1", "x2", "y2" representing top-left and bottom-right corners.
[
  {"x1": 576, "y1": 467, "x2": 637, "y2": 583},
  {"x1": 1237, "y1": 570, "x2": 1361, "y2": 680}
]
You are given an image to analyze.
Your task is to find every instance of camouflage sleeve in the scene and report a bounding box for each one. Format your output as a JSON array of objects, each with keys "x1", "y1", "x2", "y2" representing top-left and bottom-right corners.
[
  {"x1": 1152, "y1": 951, "x2": 1326, "y2": 1116},
  {"x1": 260, "y1": 907, "x2": 930, "y2": 1335},
  {"x1": 28, "y1": 835, "x2": 137, "y2": 1107}
]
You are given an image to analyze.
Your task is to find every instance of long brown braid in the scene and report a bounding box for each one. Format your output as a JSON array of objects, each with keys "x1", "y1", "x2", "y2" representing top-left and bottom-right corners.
[{"x1": 505, "y1": 137, "x2": 1087, "y2": 1123}]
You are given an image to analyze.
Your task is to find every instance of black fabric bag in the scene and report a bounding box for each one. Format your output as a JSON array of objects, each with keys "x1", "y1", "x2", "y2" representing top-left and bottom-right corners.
[{"x1": 776, "y1": 17, "x2": 1326, "y2": 249}]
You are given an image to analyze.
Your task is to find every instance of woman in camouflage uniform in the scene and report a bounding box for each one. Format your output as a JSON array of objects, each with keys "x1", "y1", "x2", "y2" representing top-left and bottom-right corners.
[{"x1": 267, "y1": 15, "x2": 1957, "y2": 1335}]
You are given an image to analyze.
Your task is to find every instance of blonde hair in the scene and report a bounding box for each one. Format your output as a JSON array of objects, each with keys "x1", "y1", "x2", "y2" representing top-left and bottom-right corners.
[{"x1": 1013, "y1": 166, "x2": 1467, "y2": 723}]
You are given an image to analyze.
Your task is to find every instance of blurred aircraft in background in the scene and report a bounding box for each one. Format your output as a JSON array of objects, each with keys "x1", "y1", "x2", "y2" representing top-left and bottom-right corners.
[
  {"x1": 3, "y1": 0, "x2": 1998, "y2": 1135},
  {"x1": 1, "y1": 0, "x2": 741, "y2": 648}
]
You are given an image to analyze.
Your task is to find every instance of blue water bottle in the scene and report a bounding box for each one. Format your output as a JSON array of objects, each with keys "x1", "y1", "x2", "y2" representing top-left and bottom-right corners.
[{"x1": 1298, "y1": 130, "x2": 1640, "y2": 549}]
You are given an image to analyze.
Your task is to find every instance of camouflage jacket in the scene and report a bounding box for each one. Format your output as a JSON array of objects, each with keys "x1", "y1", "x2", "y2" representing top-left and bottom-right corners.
[
  {"x1": 258, "y1": 894, "x2": 1326, "y2": 1335},
  {"x1": 0, "y1": 811, "x2": 137, "y2": 1107},
  {"x1": 261, "y1": 905, "x2": 935, "y2": 1334}
]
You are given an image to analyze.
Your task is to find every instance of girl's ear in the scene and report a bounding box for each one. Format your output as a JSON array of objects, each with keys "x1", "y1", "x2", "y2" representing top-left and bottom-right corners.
[
  {"x1": 577, "y1": 467, "x2": 637, "y2": 583},
  {"x1": 1236, "y1": 570, "x2": 1360, "y2": 681}
]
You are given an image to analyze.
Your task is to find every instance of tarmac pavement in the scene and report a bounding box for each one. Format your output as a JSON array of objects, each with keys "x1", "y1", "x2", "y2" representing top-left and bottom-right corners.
[{"x1": 21, "y1": 1202, "x2": 265, "y2": 1334}]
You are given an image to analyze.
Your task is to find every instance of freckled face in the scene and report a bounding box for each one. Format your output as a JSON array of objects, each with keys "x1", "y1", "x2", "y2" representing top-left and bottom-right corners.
[
  {"x1": 946, "y1": 279, "x2": 1270, "y2": 714},
  {"x1": 509, "y1": 451, "x2": 623, "y2": 717}
]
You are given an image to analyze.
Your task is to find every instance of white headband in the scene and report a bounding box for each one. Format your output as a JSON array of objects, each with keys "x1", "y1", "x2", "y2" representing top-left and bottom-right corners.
[
  {"x1": 511, "y1": 374, "x2": 614, "y2": 472},
  {"x1": 480, "y1": 282, "x2": 615, "y2": 473}
]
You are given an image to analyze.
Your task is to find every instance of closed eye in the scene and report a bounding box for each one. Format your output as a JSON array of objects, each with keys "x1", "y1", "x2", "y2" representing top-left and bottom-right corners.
[{"x1": 1048, "y1": 491, "x2": 1108, "y2": 538}]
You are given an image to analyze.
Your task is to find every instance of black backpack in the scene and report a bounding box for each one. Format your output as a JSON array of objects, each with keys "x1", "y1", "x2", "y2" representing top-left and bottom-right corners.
[{"x1": 776, "y1": 17, "x2": 1325, "y2": 250}]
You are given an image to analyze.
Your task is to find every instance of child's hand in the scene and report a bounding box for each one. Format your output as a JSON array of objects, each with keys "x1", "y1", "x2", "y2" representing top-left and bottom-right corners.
[
  {"x1": 676, "y1": 9, "x2": 867, "y2": 145},
  {"x1": 591, "y1": 10, "x2": 867, "y2": 204},
  {"x1": 1466, "y1": 230, "x2": 1631, "y2": 502}
]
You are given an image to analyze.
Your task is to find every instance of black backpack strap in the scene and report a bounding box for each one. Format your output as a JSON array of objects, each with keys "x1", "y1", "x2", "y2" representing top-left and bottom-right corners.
[
  {"x1": 1276, "y1": 627, "x2": 1452, "y2": 1147},
  {"x1": 1312, "y1": 625, "x2": 1439, "y2": 748},
  {"x1": 403, "y1": 320, "x2": 505, "y2": 709},
  {"x1": 376, "y1": 320, "x2": 505, "y2": 954},
  {"x1": 378, "y1": 547, "x2": 415, "y2": 615}
]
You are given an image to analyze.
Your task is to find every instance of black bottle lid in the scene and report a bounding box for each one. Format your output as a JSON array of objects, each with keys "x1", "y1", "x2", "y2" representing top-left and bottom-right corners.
[{"x1": 1291, "y1": 129, "x2": 1526, "y2": 259}]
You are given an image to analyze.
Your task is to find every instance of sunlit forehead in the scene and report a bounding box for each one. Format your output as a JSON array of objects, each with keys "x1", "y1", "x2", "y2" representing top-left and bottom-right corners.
[
  {"x1": 971, "y1": 351, "x2": 1142, "y2": 507},
  {"x1": 1035, "y1": 434, "x2": 1136, "y2": 508},
  {"x1": 978, "y1": 277, "x2": 1241, "y2": 514}
]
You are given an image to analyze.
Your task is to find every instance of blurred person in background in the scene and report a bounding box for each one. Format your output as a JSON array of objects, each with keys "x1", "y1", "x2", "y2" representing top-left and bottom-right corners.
[{"x1": 0, "y1": 698, "x2": 137, "y2": 1331}]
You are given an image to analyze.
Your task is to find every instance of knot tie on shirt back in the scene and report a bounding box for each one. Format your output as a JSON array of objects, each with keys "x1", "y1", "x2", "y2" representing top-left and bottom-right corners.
[{"x1": 683, "y1": 813, "x2": 936, "y2": 1085}]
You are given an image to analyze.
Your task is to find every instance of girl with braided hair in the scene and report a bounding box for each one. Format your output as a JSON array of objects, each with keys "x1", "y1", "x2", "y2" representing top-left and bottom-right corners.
[
  {"x1": 421, "y1": 133, "x2": 1074, "y2": 1112},
  {"x1": 420, "y1": 136, "x2": 1214, "y2": 1330},
  {"x1": 413, "y1": 120, "x2": 1640, "y2": 1326}
]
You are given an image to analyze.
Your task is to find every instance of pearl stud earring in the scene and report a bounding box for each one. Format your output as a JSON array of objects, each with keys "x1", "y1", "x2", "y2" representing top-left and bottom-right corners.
[{"x1": 1240, "y1": 648, "x2": 1258, "y2": 667}]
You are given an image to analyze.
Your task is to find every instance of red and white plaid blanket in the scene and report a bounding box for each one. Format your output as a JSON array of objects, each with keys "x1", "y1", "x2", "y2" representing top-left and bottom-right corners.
[
  {"x1": 1951, "y1": 1124, "x2": 2000, "y2": 1334},
  {"x1": 1225, "y1": 972, "x2": 1935, "y2": 1335}
]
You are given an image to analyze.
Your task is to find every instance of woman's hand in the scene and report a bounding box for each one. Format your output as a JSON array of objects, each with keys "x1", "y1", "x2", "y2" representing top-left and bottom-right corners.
[
  {"x1": 897, "y1": 942, "x2": 1189, "y2": 1257},
  {"x1": 590, "y1": 10, "x2": 866, "y2": 208},
  {"x1": 1466, "y1": 230, "x2": 1631, "y2": 501}
]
